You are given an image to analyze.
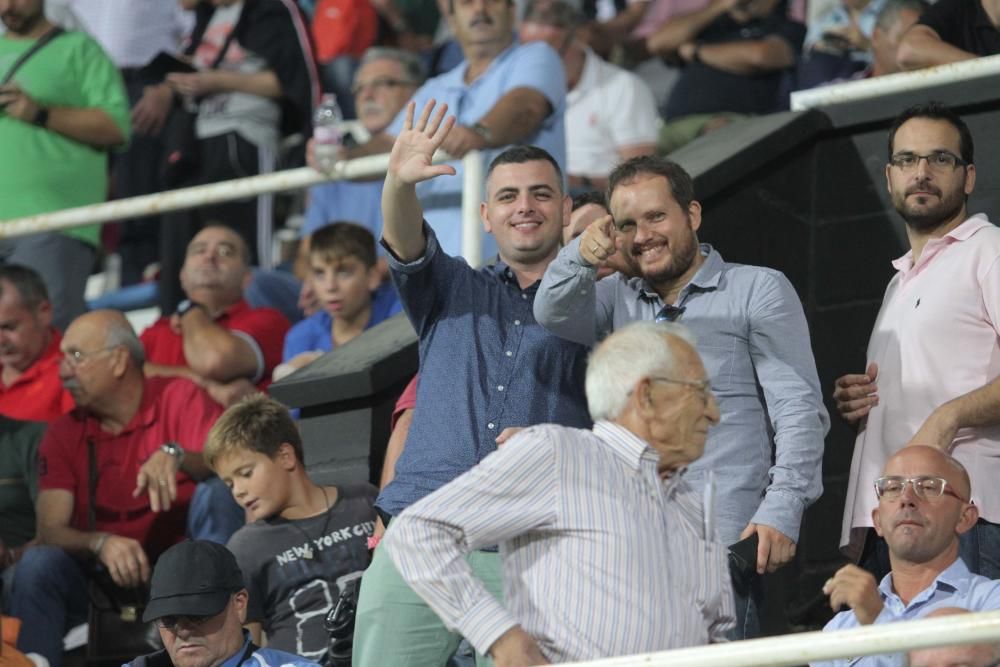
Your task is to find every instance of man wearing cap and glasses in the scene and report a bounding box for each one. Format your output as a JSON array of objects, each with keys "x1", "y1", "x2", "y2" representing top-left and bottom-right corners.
[
  {"x1": 534, "y1": 154, "x2": 829, "y2": 639},
  {"x1": 813, "y1": 445, "x2": 1000, "y2": 667},
  {"x1": 128, "y1": 540, "x2": 319, "y2": 667},
  {"x1": 833, "y1": 102, "x2": 1000, "y2": 581}
]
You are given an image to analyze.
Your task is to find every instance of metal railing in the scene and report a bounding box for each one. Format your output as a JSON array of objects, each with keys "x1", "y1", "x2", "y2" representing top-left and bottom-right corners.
[
  {"x1": 790, "y1": 53, "x2": 1000, "y2": 111},
  {"x1": 0, "y1": 150, "x2": 486, "y2": 267},
  {"x1": 564, "y1": 610, "x2": 1000, "y2": 666}
]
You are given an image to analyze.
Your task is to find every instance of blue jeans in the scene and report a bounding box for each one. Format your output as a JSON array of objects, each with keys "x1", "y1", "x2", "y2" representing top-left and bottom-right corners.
[
  {"x1": 728, "y1": 566, "x2": 762, "y2": 640},
  {"x1": 958, "y1": 519, "x2": 1000, "y2": 579},
  {"x1": 10, "y1": 478, "x2": 243, "y2": 667},
  {"x1": 10, "y1": 546, "x2": 90, "y2": 667}
]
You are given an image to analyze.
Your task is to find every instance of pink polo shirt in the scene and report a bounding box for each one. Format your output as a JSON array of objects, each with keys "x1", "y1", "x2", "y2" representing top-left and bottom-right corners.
[{"x1": 841, "y1": 214, "x2": 1000, "y2": 558}]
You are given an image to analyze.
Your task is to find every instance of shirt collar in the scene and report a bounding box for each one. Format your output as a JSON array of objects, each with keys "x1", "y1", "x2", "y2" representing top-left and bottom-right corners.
[
  {"x1": 485, "y1": 257, "x2": 540, "y2": 292},
  {"x1": 220, "y1": 630, "x2": 254, "y2": 667},
  {"x1": 441, "y1": 41, "x2": 519, "y2": 89},
  {"x1": 0, "y1": 327, "x2": 62, "y2": 386},
  {"x1": 568, "y1": 47, "x2": 600, "y2": 101},
  {"x1": 218, "y1": 299, "x2": 250, "y2": 323},
  {"x1": 593, "y1": 420, "x2": 659, "y2": 472},
  {"x1": 82, "y1": 377, "x2": 160, "y2": 437},
  {"x1": 879, "y1": 557, "x2": 971, "y2": 605},
  {"x1": 635, "y1": 244, "x2": 723, "y2": 300},
  {"x1": 891, "y1": 213, "x2": 992, "y2": 272}
]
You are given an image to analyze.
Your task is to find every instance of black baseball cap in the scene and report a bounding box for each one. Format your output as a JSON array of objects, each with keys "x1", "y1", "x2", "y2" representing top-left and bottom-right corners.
[{"x1": 143, "y1": 540, "x2": 245, "y2": 623}]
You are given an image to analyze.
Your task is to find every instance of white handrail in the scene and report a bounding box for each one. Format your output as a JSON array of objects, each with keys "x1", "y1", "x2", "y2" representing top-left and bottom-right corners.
[
  {"x1": 0, "y1": 150, "x2": 485, "y2": 262},
  {"x1": 790, "y1": 53, "x2": 1000, "y2": 111},
  {"x1": 562, "y1": 610, "x2": 1000, "y2": 666}
]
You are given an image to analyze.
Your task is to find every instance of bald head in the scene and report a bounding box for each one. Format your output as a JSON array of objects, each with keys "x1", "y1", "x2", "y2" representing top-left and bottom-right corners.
[
  {"x1": 884, "y1": 446, "x2": 971, "y2": 501},
  {"x1": 908, "y1": 608, "x2": 1000, "y2": 667}
]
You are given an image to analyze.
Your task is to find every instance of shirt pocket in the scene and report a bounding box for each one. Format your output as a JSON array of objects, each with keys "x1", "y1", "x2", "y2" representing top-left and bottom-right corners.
[{"x1": 697, "y1": 331, "x2": 736, "y2": 392}]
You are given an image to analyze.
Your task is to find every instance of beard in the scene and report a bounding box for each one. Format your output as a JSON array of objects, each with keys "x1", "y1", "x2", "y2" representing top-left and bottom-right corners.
[
  {"x1": 893, "y1": 178, "x2": 967, "y2": 232},
  {"x1": 631, "y1": 225, "x2": 700, "y2": 286},
  {"x1": 1, "y1": 7, "x2": 44, "y2": 35}
]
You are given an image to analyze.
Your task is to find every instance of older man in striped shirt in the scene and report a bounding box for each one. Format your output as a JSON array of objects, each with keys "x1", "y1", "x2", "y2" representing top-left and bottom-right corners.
[{"x1": 383, "y1": 321, "x2": 735, "y2": 665}]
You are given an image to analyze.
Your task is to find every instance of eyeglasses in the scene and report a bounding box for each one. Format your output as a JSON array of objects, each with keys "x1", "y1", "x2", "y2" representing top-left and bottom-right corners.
[
  {"x1": 655, "y1": 305, "x2": 686, "y2": 322},
  {"x1": 649, "y1": 375, "x2": 712, "y2": 397},
  {"x1": 60, "y1": 345, "x2": 119, "y2": 368},
  {"x1": 873, "y1": 476, "x2": 969, "y2": 503},
  {"x1": 350, "y1": 78, "x2": 412, "y2": 97},
  {"x1": 888, "y1": 151, "x2": 968, "y2": 172},
  {"x1": 155, "y1": 613, "x2": 215, "y2": 631}
]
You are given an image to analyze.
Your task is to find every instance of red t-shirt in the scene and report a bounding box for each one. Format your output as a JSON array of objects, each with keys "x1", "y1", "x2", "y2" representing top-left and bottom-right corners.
[
  {"x1": 140, "y1": 300, "x2": 290, "y2": 389},
  {"x1": 0, "y1": 329, "x2": 74, "y2": 423},
  {"x1": 38, "y1": 376, "x2": 223, "y2": 558},
  {"x1": 392, "y1": 374, "x2": 418, "y2": 430}
]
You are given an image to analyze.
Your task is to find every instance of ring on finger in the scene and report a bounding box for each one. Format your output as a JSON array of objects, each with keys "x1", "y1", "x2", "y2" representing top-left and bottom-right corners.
[{"x1": 158, "y1": 479, "x2": 169, "y2": 486}]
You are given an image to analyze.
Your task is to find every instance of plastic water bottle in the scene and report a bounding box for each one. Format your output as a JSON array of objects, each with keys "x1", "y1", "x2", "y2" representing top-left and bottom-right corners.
[{"x1": 313, "y1": 94, "x2": 343, "y2": 172}]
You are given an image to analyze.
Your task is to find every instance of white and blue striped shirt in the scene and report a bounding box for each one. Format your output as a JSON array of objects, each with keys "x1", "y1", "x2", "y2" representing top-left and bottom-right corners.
[{"x1": 383, "y1": 421, "x2": 735, "y2": 663}]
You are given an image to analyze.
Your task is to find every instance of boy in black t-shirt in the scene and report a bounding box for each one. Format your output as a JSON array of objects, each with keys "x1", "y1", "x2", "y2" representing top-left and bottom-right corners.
[{"x1": 205, "y1": 394, "x2": 377, "y2": 662}]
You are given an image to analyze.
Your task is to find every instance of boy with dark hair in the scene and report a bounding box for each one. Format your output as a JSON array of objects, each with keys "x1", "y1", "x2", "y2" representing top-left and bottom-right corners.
[
  {"x1": 207, "y1": 394, "x2": 377, "y2": 662},
  {"x1": 275, "y1": 222, "x2": 401, "y2": 381}
]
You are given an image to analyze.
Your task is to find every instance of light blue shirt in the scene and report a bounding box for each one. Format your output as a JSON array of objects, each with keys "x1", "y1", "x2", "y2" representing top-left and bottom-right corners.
[
  {"x1": 387, "y1": 40, "x2": 567, "y2": 257},
  {"x1": 302, "y1": 179, "x2": 385, "y2": 256},
  {"x1": 804, "y1": 0, "x2": 887, "y2": 62},
  {"x1": 533, "y1": 239, "x2": 830, "y2": 545},
  {"x1": 814, "y1": 558, "x2": 1000, "y2": 666}
]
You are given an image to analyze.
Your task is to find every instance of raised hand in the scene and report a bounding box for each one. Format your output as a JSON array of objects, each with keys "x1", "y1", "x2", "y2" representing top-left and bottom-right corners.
[
  {"x1": 578, "y1": 214, "x2": 618, "y2": 268},
  {"x1": 388, "y1": 100, "x2": 457, "y2": 186}
]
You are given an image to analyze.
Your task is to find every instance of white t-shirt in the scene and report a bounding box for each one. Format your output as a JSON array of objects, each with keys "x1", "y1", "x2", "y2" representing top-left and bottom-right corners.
[
  {"x1": 70, "y1": 0, "x2": 193, "y2": 68},
  {"x1": 566, "y1": 47, "x2": 660, "y2": 179}
]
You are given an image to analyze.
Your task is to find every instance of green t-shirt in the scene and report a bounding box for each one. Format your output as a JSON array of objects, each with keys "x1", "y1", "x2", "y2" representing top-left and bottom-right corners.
[
  {"x1": 0, "y1": 30, "x2": 131, "y2": 246},
  {"x1": 0, "y1": 416, "x2": 46, "y2": 548}
]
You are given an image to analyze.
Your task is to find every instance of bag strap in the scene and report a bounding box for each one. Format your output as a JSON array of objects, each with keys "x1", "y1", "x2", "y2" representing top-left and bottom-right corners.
[
  {"x1": 87, "y1": 436, "x2": 97, "y2": 532},
  {"x1": 0, "y1": 26, "x2": 64, "y2": 86}
]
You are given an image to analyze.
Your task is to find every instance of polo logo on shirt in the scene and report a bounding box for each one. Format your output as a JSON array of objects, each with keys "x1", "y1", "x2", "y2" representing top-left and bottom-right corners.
[{"x1": 915, "y1": 298, "x2": 921, "y2": 309}]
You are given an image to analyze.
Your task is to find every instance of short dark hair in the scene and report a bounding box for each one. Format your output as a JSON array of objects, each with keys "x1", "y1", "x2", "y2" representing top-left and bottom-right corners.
[
  {"x1": 204, "y1": 394, "x2": 304, "y2": 470},
  {"x1": 0, "y1": 264, "x2": 49, "y2": 310},
  {"x1": 572, "y1": 191, "x2": 608, "y2": 213},
  {"x1": 607, "y1": 155, "x2": 695, "y2": 211},
  {"x1": 486, "y1": 145, "x2": 564, "y2": 191},
  {"x1": 887, "y1": 101, "x2": 974, "y2": 165},
  {"x1": 310, "y1": 222, "x2": 377, "y2": 268}
]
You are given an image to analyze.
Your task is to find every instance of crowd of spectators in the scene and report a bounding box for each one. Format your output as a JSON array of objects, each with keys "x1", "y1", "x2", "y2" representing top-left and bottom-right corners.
[{"x1": 3, "y1": 0, "x2": 1000, "y2": 666}]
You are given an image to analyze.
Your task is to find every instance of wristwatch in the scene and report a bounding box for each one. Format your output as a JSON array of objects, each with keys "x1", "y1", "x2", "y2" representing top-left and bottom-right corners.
[
  {"x1": 32, "y1": 106, "x2": 49, "y2": 128},
  {"x1": 160, "y1": 441, "x2": 185, "y2": 467},
  {"x1": 176, "y1": 299, "x2": 204, "y2": 318},
  {"x1": 471, "y1": 122, "x2": 493, "y2": 146}
]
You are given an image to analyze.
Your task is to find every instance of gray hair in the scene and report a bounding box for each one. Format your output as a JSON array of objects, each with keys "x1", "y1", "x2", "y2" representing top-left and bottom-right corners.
[
  {"x1": 359, "y1": 47, "x2": 427, "y2": 87},
  {"x1": 586, "y1": 321, "x2": 697, "y2": 421},
  {"x1": 105, "y1": 317, "x2": 145, "y2": 366}
]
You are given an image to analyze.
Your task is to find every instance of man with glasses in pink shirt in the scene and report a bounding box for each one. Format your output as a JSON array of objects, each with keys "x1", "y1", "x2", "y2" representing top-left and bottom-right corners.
[{"x1": 834, "y1": 102, "x2": 1000, "y2": 581}]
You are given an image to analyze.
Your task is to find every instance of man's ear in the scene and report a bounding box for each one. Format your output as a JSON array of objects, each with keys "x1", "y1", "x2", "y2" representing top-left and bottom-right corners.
[
  {"x1": 480, "y1": 201, "x2": 493, "y2": 234},
  {"x1": 561, "y1": 194, "x2": 572, "y2": 229},
  {"x1": 955, "y1": 501, "x2": 980, "y2": 536},
  {"x1": 872, "y1": 507, "x2": 885, "y2": 538},
  {"x1": 964, "y1": 163, "x2": 977, "y2": 197},
  {"x1": 234, "y1": 588, "x2": 249, "y2": 624},
  {"x1": 687, "y1": 200, "x2": 703, "y2": 233},
  {"x1": 240, "y1": 268, "x2": 253, "y2": 292},
  {"x1": 37, "y1": 300, "x2": 53, "y2": 329}
]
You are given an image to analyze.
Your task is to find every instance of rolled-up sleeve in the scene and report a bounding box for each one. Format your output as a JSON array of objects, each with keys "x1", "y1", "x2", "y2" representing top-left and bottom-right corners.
[{"x1": 382, "y1": 428, "x2": 559, "y2": 654}]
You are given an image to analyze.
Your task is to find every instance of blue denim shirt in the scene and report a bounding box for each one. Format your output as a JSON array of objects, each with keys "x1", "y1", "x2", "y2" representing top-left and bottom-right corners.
[
  {"x1": 534, "y1": 237, "x2": 829, "y2": 544},
  {"x1": 377, "y1": 225, "x2": 591, "y2": 517},
  {"x1": 814, "y1": 558, "x2": 1000, "y2": 666}
]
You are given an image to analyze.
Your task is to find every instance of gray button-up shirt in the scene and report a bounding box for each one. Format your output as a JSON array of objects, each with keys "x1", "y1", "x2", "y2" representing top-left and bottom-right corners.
[
  {"x1": 383, "y1": 421, "x2": 735, "y2": 663},
  {"x1": 533, "y1": 238, "x2": 829, "y2": 544}
]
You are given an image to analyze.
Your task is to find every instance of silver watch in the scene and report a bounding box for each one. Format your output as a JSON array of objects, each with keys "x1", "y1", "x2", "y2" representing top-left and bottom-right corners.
[{"x1": 161, "y1": 441, "x2": 185, "y2": 467}]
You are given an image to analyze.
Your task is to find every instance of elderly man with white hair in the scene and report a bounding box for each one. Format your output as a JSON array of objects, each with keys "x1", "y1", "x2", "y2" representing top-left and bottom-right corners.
[{"x1": 383, "y1": 320, "x2": 734, "y2": 666}]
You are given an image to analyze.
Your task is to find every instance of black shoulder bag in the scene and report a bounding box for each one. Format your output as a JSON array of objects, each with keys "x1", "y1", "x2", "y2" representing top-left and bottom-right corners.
[
  {"x1": 85, "y1": 436, "x2": 163, "y2": 663},
  {"x1": 160, "y1": 23, "x2": 239, "y2": 188}
]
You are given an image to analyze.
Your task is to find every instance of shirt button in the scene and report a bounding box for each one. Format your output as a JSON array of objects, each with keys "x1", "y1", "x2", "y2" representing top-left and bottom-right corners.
[
  {"x1": 514, "y1": 319, "x2": 521, "y2": 326},
  {"x1": 521, "y1": 294, "x2": 528, "y2": 300},
  {"x1": 487, "y1": 422, "x2": 496, "y2": 430},
  {"x1": 505, "y1": 351, "x2": 513, "y2": 357},
  {"x1": 497, "y1": 385, "x2": 504, "y2": 391}
]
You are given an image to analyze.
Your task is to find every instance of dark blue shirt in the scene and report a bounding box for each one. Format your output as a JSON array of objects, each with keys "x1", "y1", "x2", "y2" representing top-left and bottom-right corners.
[{"x1": 377, "y1": 225, "x2": 591, "y2": 517}]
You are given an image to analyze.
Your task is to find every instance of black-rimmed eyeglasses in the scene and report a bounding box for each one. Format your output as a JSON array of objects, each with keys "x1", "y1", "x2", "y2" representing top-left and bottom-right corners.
[{"x1": 888, "y1": 151, "x2": 968, "y2": 172}]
